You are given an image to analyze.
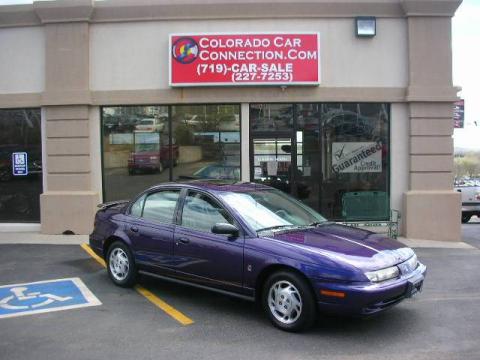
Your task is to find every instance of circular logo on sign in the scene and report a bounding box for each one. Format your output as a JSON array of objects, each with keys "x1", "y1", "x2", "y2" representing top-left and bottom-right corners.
[{"x1": 172, "y1": 37, "x2": 199, "y2": 64}]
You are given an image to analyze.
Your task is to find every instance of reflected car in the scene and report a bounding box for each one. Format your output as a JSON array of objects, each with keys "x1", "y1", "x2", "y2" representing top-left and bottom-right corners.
[
  {"x1": 128, "y1": 144, "x2": 178, "y2": 175},
  {"x1": 180, "y1": 163, "x2": 240, "y2": 180},
  {"x1": 90, "y1": 181, "x2": 426, "y2": 332},
  {"x1": 134, "y1": 118, "x2": 166, "y2": 133}
]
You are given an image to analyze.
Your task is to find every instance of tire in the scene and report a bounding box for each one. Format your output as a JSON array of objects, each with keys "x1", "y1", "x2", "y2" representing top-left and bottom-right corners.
[
  {"x1": 461, "y1": 214, "x2": 472, "y2": 224},
  {"x1": 262, "y1": 270, "x2": 316, "y2": 332},
  {"x1": 106, "y1": 241, "x2": 137, "y2": 288}
]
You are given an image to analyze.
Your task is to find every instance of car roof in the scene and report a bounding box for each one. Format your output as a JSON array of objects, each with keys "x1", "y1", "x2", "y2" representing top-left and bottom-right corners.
[{"x1": 147, "y1": 180, "x2": 272, "y2": 194}]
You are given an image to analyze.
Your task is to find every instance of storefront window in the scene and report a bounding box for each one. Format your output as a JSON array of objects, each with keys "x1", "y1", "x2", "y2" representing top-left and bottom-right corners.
[
  {"x1": 102, "y1": 106, "x2": 169, "y2": 201},
  {"x1": 250, "y1": 103, "x2": 390, "y2": 221},
  {"x1": 0, "y1": 108, "x2": 42, "y2": 222},
  {"x1": 102, "y1": 105, "x2": 240, "y2": 201},
  {"x1": 171, "y1": 105, "x2": 240, "y2": 182}
]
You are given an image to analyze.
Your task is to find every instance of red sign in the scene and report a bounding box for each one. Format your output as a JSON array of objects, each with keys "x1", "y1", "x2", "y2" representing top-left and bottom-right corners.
[{"x1": 169, "y1": 33, "x2": 320, "y2": 86}]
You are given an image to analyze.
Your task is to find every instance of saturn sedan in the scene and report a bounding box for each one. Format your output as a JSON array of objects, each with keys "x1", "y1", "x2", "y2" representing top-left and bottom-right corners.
[{"x1": 89, "y1": 181, "x2": 426, "y2": 332}]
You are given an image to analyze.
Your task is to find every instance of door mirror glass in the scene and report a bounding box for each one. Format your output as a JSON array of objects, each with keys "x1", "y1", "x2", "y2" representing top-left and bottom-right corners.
[{"x1": 211, "y1": 223, "x2": 239, "y2": 237}]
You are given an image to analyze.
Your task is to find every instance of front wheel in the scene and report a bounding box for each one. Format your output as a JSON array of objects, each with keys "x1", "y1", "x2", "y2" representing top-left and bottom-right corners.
[
  {"x1": 106, "y1": 241, "x2": 137, "y2": 287},
  {"x1": 262, "y1": 271, "x2": 316, "y2": 332}
]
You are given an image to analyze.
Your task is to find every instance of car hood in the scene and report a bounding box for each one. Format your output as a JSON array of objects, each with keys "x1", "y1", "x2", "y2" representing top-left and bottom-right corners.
[{"x1": 267, "y1": 223, "x2": 414, "y2": 271}]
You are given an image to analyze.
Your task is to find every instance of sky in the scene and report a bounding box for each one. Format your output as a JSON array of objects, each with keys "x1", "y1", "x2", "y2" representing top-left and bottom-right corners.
[
  {"x1": 452, "y1": 0, "x2": 480, "y2": 150},
  {"x1": 0, "y1": 0, "x2": 479, "y2": 150}
]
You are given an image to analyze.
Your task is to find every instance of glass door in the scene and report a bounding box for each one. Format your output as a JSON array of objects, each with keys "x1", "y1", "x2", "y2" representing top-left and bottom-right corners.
[{"x1": 252, "y1": 137, "x2": 294, "y2": 195}]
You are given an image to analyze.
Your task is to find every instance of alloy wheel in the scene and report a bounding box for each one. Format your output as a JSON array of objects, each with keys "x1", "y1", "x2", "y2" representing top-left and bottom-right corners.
[
  {"x1": 267, "y1": 280, "x2": 303, "y2": 325},
  {"x1": 109, "y1": 248, "x2": 130, "y2": 281}
]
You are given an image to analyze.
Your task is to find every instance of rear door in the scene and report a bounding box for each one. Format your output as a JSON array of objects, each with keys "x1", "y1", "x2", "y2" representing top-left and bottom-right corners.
[
  {"x1": 173, "y1": 190, "x2": 244, "y2": 292},
  {"x1": 126, "y1": 189, "x2": 181, "y2": 274}
]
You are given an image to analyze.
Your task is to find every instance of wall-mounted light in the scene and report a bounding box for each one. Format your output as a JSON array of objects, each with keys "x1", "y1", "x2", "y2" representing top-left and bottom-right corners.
[{"x1": 355, "y1": 16, "x2": 376, "y2": 37}]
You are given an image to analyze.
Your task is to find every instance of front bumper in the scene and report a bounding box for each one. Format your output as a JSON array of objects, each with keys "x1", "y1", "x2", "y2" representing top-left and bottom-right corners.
[{"x1": 313, "y1": 262, "x2": 427, "y2": 316}]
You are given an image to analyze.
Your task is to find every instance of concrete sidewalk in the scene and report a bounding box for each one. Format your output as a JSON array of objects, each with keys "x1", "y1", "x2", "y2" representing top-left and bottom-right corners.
[
  {"x1": 0, "y1": 232, "x2": 476, "y2": 249},
  {"x1": 0, "y1": 232, "x2": 87, "y2": 245}
]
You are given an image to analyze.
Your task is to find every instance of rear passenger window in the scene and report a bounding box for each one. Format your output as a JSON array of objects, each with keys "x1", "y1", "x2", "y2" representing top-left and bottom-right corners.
[
  {"x1": 181, "y1": 191, "x2": 233, "y2": 233},
  {"x1": 142, "y1": 190, "x2": 180, "y2": 224}
]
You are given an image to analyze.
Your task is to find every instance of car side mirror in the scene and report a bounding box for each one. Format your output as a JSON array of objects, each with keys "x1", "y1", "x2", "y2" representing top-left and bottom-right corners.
[{"x1": 211, "y1": 223, "x2": 239, "y2": 238}]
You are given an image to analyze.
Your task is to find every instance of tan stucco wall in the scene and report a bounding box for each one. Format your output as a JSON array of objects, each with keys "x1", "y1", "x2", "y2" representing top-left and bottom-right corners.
[
  {"x1": 0, "y1": 26, "x2": 45, "y2": 94},
  {"x1": 90, "y1": 18, "x2": 408, "y2": 92}
]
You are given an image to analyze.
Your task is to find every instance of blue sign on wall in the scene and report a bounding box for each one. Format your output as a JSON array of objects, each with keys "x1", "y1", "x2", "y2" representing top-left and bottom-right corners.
[
  {"x1": 0, "y1": 278, "x2": 101, "y2": 319},
  {"x1": 12, "y1": 152, "x2": 28, "y2": 176}
]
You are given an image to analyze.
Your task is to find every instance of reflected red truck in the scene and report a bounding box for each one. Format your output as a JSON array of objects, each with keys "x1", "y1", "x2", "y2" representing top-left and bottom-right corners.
[{"x1": 128, "y1": 144, "x2": 178, "y2": 175}]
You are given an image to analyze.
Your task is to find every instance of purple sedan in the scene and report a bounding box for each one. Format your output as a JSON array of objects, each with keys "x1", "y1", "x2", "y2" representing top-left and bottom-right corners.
[{"x1": 89, "y1": 181, "x2": 426, "y2": 332}]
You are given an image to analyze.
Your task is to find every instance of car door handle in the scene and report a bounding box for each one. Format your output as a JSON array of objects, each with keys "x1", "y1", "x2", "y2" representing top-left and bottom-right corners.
[
  {"x1": 130, "y1": 226, "x2": 139, "y2": 233},
  {"x1": 176, "y1": 237, "x2": 190, "y2": 245}
]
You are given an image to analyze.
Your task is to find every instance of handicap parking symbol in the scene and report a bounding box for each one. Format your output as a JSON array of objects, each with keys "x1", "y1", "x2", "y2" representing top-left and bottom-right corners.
[{"x1": 0, "y1": 278, "x2": 101, "y2": 319}]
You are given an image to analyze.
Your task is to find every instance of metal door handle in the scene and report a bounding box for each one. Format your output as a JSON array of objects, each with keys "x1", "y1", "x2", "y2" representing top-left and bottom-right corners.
[
  {"x1": 176, "y1": 237, "x2": 190, "y2": 245},
  {"x1": 130, "y1": 226, "x2": 139, "y2": 233}
]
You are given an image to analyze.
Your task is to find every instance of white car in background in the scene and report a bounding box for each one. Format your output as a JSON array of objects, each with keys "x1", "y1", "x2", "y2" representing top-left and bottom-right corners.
[
  {"x1": 135, "y1": 118, "x2": 165, "y2": 132},
  {"x1": 455, "y1": 181, "x2": 480, "y2": 223}
]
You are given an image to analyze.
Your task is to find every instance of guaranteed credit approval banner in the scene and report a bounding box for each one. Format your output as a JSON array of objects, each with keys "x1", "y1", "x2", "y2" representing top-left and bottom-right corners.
[{"x1": 169, "y1": 33, "x2": 320, "y2": 86}]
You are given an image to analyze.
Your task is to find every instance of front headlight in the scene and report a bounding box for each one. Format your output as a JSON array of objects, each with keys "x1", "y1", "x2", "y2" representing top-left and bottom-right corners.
[
  {"x1": 405, "y1": 254, "x2": 418, "y2": 271},
  {"x1": 365, "y1": 266, "x2": 399, "y2": 283}
]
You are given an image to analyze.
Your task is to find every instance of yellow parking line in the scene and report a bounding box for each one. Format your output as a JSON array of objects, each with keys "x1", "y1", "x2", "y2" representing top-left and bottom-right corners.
[
  {"x1": 80, "y1": 243, "x2": 106, "y2": 267},
  {"x1": 134, "y1": 285, "x2": 194, "y2": 325},
  {"x1": 80, "y1": 243, "x2": 194, "y2": 326}
]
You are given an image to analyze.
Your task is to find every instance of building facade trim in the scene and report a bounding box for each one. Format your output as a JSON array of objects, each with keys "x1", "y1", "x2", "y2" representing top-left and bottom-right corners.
[{"x1": 0, "y1": 0, "x2": 463, "y2": 28}]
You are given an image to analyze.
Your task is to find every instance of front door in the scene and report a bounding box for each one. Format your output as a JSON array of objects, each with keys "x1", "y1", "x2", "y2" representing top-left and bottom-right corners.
[
  {"x1": 250, "y1": 104, "x2": 322, "y2": 213},
  {"x1": 251, "y1": 136, "x2": 295, "y2": 196},
  {"x1": 173, "y1": 190, "x2": 244, "y2": 292}
]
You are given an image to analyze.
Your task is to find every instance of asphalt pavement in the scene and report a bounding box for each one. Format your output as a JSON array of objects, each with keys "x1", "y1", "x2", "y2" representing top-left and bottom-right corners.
[{"x1": 0, "y1": 227, "x2": 479, "y2": 360}]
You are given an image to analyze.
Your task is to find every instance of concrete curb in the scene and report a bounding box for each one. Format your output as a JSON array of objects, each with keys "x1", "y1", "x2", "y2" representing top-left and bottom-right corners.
[
  {"x1": 397, "y1": 237, "x2": 476, "y2": 249},
  {"x1": 0, "y1": 232, "x2": 87, "y2": 245}
]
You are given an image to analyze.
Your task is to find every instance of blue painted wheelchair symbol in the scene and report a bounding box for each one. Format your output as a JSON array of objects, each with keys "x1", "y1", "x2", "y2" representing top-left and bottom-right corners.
[{"x1": 0, "y1": 278, "x2": 101, "y2": 319}]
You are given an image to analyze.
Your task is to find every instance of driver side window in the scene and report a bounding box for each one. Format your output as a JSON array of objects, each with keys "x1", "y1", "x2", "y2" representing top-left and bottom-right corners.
[{"x1": 181, "y1": 191, "x2": 233, "y2": 233}]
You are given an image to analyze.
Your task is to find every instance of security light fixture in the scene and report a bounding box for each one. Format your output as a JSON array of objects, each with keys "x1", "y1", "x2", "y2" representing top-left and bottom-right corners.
[{"x1": 356, "y1": 17, "x2": 376, "y2": 37}]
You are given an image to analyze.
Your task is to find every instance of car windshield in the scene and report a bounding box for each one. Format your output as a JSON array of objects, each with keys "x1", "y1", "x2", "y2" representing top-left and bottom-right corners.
[
  {"x1": 219, "y1": 189, "x2": 327, "y2": 232},
  {"x1": 140, "y1": 119, "x2": 154, "y2": 125}
]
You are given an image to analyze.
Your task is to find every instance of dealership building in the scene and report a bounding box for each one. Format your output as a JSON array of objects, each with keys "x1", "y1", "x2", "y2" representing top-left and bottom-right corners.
[{"x1": 0, "y1": 0, "x2": 462, "y2": 241}]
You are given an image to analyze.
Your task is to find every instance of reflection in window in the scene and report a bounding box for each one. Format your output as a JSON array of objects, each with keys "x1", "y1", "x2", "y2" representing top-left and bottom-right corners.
[
  {"x1": 250, "y1": 104, "x2": 293, "y2": 131},
  {"x1": 102, "y1": 106, "x2": 170, "y2": 201},
  {"x1": 102, "y1": 105, "x2": 241, "y2": 202},
  {"x1": 318, "y1": 103, "x2": 389, "y2": 220},
  {"x1": 0, "y1": 109, "x2": 42, "y2": 222},
  {"x1": 142, "y1": 191, "x2": 180, "y2": 224},
  {"x1": 250, "y1": 103, "x2": 390, "y2": 221},
  {"x1": 181, "y1": 192, "x2": 232, "y2": 233},
  {"x1": 171, "y1": 105, "x2": 240, "y2": 182}
]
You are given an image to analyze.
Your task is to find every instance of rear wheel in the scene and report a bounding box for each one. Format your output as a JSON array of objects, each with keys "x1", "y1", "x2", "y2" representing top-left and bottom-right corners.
[
  {"x1": 262, "y1": 271, "x2": 316, "y2": 332},
  {"x1": 106, "y1": 241, "x2": 137, "y2": 287},
  {"x1": 462, "y1": 214, "x2": 472, "y2": 224}
]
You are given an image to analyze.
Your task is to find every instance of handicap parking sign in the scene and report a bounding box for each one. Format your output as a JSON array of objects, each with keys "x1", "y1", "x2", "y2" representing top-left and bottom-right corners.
[
  {"x1": 0, "y1": 278, "x2": 101, "y2": 319},
  {"x1": 12, "y1": 152, "x2": 28, "y2": 176}
]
